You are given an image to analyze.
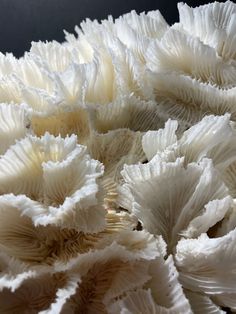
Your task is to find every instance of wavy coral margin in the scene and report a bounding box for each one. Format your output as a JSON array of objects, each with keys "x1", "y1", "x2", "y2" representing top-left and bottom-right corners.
[{"x1": 0, "y1": 1, "x2": 236, "y2": 313}]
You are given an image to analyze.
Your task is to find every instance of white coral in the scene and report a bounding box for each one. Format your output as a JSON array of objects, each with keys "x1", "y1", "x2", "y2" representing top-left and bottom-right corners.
[
  {"x1": 0, "y1": 1, "x2": 235, "y2": 313},
  {"x1": 146, "y1": 1, "x2": 236, "y2": 128},
  {"x1": 0, "y1": 133, "x2": 105, "y2": 231},
  {"x1": 119, "y1": 155, "x2": 232, "y2": 251},
  {"x1": 176, "y1": 230, "x2": 236, "y2": 310}
]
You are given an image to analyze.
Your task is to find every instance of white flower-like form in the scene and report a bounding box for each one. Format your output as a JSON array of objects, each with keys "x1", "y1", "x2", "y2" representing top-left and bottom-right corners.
[
  {"x1": 115, "y1": 9, "x2": 169, "y2": 40},
  {"x1": 178, "y1": 1, "x2": 236, "y2": 61},
  {"x1": 0, "y1": 10, "x2": 168, "y2": 148},
  {"x1": 176, "y1": 229, "x2": 236, "y2": 311},
  {"x1": 30, "y1": 37, "x2": 94, "y2": 72},
  {"x1": 0, "y1": 132, "x2": 105, "y2": 231},
  {"x1": 0, "y1": 2, "x2": 236, "y2": 313},
  {"x1": 0, "y1": 53, "x2": 89, "y2": 125},
  {"x1": 143, "y1": 114, "x2": 234, "y2": 164},
  {"x1": 64, "y1": 10, "x2": 167, "y2": 102},
  {"x1": 0, "y1": 54, "x2": 53, "y2": 91},
  {"x1": 145, "y1": 1, "x2": 236, "y2": 128},
  {"x1": 0, "y1": 198, "x2": 162, "y2": 312},
  {"x1": 0, "y1": 55, "x2": 59, "y2": 112},
  {"x1": 32, "y1": 24, "x2": 145, "y2": 106},
  {"x1": 13, "y1": 35, "x2": 118, "y2": 108},
  {"x1": 0, "y1": 49, "x2": 164, "y2": 147},
  {"x1": 112, "y1": 11, "x2": 169, "y2": 99},
  {"x1": 0, "y1": 233, "x2": 162, "y2": 314},
  {"x1": 119, "y1": 155, "x2": 232, "y2": 252},
  {"x1": 0, "y1": 202, "x2": 138, "y2": 266},
  {"x1": 146, "y1": 27, "x2": 236, "y2": 87},
  {"x1": 142, "y1": 114, "x2": 236, "y2": 197}
]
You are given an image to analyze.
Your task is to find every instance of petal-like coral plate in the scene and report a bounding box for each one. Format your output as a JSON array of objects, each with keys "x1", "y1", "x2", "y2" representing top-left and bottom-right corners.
[
  {"x1": 55, "y1": 239, "x2": 163, "y2": 313},
  {"x1": 0, "y1": 133, "x2": 105, "y2": 231},
  {"x1": 142, "y1": 114, "x2": 236, "y2": 199},
  {"x1": 0, "y1": 199, "x2": 140, "y2": 266},
  {"x1": 178, "y1": 1, "x2": 236, "y2": 61},
  {"x1": 119, "y1": 156, "x2": 231, "y2": 252},
  {"x1": 109, "y1": 254, "x2": 192, "y2": 313},
  {"x1": 176, "y1": 229, "x2": 236, "y2": 310}
]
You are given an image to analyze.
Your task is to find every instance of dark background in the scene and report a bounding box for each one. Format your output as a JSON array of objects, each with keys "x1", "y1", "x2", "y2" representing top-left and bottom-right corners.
[{"x1": 0, "y1": 0, "x2": 227, "y2": 57}]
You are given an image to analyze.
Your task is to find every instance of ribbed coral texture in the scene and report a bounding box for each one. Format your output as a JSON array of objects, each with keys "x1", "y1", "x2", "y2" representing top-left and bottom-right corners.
[{"x1": 0, "y1": 1, "x2": 235, "y2": 313}]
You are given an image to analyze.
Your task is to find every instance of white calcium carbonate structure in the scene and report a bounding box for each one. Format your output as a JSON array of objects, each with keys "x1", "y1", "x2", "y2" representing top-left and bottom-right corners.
[{"x1": 0, "y1": 1, "x2": 236, "y2": 313}]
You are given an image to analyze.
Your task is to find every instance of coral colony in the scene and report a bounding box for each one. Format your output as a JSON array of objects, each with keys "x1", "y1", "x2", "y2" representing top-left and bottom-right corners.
[{"x1": 0, "y1": 1, "x2": 236, "y2": 313}]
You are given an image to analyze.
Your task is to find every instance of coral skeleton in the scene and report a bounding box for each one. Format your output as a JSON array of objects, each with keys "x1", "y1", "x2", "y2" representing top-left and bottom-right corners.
[{"x1": 0, "y1": 1, "x2": 236, "y2": 313}]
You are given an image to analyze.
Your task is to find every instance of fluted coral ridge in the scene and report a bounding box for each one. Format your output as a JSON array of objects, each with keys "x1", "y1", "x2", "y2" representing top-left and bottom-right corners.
[{"x1": 0, "y1": 1, "x2": 236, "y2": 313}]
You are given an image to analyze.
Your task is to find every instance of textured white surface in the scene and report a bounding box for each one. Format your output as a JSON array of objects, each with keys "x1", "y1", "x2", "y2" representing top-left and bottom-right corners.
[{"x1": 0, "y1": 1, "x2": 236, "y2": 312}]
